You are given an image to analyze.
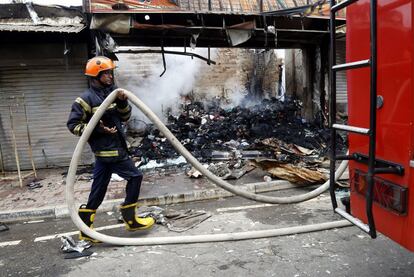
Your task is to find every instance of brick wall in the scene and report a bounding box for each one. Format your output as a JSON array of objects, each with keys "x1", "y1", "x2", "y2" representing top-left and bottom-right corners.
[
  {"x1": 115, "y1": 48, "x2": 281, "y2": 122},
  {"x1": 192, "y1": 48, "x2": 254, "y2": 103}
]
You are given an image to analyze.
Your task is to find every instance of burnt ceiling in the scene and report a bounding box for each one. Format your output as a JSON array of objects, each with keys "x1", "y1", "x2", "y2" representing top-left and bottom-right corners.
[{"x1": 102, "y1": 12, "x2": 343, "y2": 49}]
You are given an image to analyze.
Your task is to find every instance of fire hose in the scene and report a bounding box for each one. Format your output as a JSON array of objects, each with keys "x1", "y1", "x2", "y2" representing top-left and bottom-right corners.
[{"x1": 66, "y1": 89, "x2": 351, "y2": 245}]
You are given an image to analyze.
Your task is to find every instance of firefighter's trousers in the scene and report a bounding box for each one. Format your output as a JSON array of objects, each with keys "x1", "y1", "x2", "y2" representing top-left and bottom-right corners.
[{"x1": 86, "y1": 158, "x2": 143, "y2": 210}]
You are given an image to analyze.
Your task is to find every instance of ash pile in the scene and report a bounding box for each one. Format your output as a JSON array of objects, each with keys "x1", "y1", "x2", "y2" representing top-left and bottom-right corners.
[{"x1": 127, "y1": 97, "x2": 347, "y2": 184}]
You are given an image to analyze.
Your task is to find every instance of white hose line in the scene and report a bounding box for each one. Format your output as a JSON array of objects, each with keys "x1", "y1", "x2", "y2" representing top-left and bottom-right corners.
[{"x1": 66, "y1": 89, "x2": 349, "y2": 245}]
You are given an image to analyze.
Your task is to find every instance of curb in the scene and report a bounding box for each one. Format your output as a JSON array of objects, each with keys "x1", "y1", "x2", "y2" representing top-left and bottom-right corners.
[{"x1": 0, "y1": 180, "x2": 310, "y2": 223}]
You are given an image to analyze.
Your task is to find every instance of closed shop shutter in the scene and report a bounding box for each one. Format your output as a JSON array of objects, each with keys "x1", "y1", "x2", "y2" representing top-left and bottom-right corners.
[
  {"x1": 336, "y1": 40, "x2": 347, "y2": 104},
  {"x1": 0, "y1": 65, "x2": 93, "y2": 170}
]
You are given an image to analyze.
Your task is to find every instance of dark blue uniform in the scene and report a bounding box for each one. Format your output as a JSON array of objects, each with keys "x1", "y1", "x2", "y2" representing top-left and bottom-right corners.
[{"x1": 67, "y1": 84, "x2": 142, "y2": 209}]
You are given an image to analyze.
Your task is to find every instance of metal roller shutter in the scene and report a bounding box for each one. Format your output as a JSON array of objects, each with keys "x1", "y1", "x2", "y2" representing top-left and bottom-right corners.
[
  {"x1": 336, "y1": 40, "x2": 348, "y2": 104},
  {"x1": 0, "y1": 65, "x2": 92, "y2": 170}
]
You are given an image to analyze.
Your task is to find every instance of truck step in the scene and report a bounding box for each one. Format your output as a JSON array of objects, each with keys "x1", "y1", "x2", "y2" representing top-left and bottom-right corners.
[
  {"x1": 332, "y1": 124, "x2": 370, "y2": 134},
  {"x1": 332, "y1": 59, "x2": 370, "y2": 71}
]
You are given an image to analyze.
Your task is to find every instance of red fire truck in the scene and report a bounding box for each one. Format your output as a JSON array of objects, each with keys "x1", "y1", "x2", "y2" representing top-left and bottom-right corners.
[{"x1": 329, "y1": 0, "x2": 414, "y2": 251}]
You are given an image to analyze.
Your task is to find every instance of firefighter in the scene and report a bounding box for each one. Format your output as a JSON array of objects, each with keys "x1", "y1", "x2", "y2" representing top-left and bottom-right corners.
[{"x1": 67, "y1": 56, "x2": 154, "y2": 242}]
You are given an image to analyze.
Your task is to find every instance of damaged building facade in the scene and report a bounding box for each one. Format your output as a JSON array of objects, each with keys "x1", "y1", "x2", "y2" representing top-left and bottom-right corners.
[
  {"x1": 0, "y1": 3, "x2": 92, "y2": 170},
  {"x1": 115, "y1": 48, "x2": 283, "y2": 119},
  {"x1": 285, "y1": 39, "x2": 347, "y2": 121},
  {"x1": 0, "y1": 0, "x2": 344, "y2": 171}
]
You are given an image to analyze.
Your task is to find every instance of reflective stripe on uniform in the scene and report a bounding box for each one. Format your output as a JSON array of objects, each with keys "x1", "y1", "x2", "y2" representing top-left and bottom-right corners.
[
  {"x1": 75, "y1": 97, "x2": 92, "y2": 114},
  {"x1": 120, "y1": 202, "x2": 138, "y2": 209},
  {"x1": 95, "y1": 150, "x2": 119, "y2": 157},
  {"x1": 92, "y1": 103, "x2": 117, "y2": 114},
  {"x1": 117, "y1": 105, "x2": 131, "y2": 113},
  {"x1": 79, "y1": 208, "x2": 96, "y2": 212},
  {"x1": 73, "y1": 123, "x2": 87, "y2": 136},
  {"x1": 74, "y1": 124, "x2": 82, "y2": 136}
]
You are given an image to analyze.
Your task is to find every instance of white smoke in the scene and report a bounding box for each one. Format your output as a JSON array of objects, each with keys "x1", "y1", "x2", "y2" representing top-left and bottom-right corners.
[
  {"x1": 221, "y1": 77, "x2": 249, "y2": 109},
  {"x1": 116, "y1": 47, "x2": 216, "y2": 126}
]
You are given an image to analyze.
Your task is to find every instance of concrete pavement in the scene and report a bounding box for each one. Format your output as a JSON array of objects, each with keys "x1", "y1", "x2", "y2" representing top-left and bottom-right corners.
[
  {"x1": 0, "y1": 166, "x2": 308, "y2": 222},
  {"x1": 2, "y1": 192, "x2": 413, "y2": 276}
]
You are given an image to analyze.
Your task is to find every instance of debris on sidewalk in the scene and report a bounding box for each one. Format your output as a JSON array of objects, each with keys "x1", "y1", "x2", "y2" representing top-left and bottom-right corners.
[
  {"x1": 128, "y1": 97, "x2": 346, "y2": 163},
  {"x1": 186, "y1": 167, "x2": 203, "y2": 178},
  {"x1": 125, "y1": 97, "x2": 347, "y2": 184},
  {"x1": 61, "y1": 165, "x2": 93, "y2": 177},
  {"x1": 26, "y1": 180, "x2": 42, "y2": 190},
  {"x1": 207, "y1": 162, "x2": 232, "y2": 178},
  {"x1": 138, "y1": 206, "x2": 211, "y2": 232},
  {"x1": 0, "y1": 222, "x2": 9, "y2": 232},
  {"x1": 206, "y1": 161, "x2": 255, "y2": 180},
  {"x1": 139, "y1": 156, "x2": 187, "y2": 170},
  {"x1": 223, "y1": 163, "x2": 254, "y2": 180},
  {"x1": 60, "y1": 236, "x2": 93, "y2": 259},
  {"x1": 12, "y1": 196, "x2": 36, "y2": 203},
  {"x1": 263, "y1": 175, "x2": 272, "y2": 182},
  {"x1": 251, "y1": 159, "x2": 327, "y2": 184},
  {"x1": 77, "y1": 174, "x2": 93, "y2": 181},
  {"x1": 164, "y1": 209, "x2": 212, "y2": 232}
]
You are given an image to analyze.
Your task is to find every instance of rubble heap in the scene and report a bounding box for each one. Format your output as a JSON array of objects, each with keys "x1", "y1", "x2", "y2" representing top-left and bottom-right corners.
[{"x1": 128, "y1": 97, "x2": 346, "y2": 163}]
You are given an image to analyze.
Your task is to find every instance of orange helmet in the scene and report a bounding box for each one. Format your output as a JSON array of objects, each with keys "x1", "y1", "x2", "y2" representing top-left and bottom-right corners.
[{"x1": 85, "y1": 56, "x2": 115, "y2": 77}]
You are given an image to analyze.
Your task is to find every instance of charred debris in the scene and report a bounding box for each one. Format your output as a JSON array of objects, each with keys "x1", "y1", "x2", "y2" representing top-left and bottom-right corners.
[{"x1": 127, "y1": 97, "x2": 347, "y2": 184}]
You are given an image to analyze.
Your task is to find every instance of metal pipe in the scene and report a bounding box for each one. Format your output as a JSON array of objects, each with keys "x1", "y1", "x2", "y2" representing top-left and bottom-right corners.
[
  {"x1": 329, "y1": 0, "x2": 338, "y2": 210},
  {"x1": 23, "y1": 101, "x2": 37, "y2": 178},
  {"x1": 331, "y1": 0, "x2": 358, "y2": 13},
  {"x1": 115, "y1": 49, "x2": 216, "y2": 65},
  {"x1": 332, "y1": 123, "x2": 370, "y2": 134},
  {"x1": 332, "y1": 59, "x2": 371, "y2": 71},
  {"x1": 0, "y1": 143, "x2": 5, "y2": 176},
  {"x1": 160, "y1": 46, "x2": 167, "y2": 77},
  {"x1": 366, "y1": 0, "x2": 378, "y2": 239},
  {"x1": 335, "y1": 208, "x2": 370, "y2": 233},
  {"x1": 9, "y1": 106, "x2": 23, "y2": 188}
]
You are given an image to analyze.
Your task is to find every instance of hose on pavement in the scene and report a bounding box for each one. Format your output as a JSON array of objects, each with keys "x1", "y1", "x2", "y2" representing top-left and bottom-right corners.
[{"x1": 66, "y1": 89, "x2": 349, "y2": 245}]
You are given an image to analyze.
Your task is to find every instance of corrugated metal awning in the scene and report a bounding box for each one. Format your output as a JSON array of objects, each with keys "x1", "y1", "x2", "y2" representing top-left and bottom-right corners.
[
  {"x1": 182, "y1": 0, "x2": 308, "y2": 13},
  {"x1": 0, "y1": 23, "x2": 85, "y2": 33},
  {"x1": 0, "y1": 3, "x2": 86, "y2": 34},
  {"x1": 86, "y1": 0, "x2": 340, "y2": 16}
]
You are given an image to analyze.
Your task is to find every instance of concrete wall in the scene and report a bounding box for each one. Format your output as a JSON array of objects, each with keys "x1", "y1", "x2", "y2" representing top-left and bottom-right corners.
[
  {"x1": 285, "y1": 47, "x2": 328, "y2": 123},
  {"x1": 285, "y1": 49, "x2": 304, "y2": 100}
]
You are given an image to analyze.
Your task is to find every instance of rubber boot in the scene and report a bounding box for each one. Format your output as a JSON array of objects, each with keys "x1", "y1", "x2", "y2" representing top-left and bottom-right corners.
[
  {"x1": 120, "y1": 203, "x2": 155, "y2": 231},
  {"x1": 78, "y1": 205, "x2": 100, "y2": 243}
]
